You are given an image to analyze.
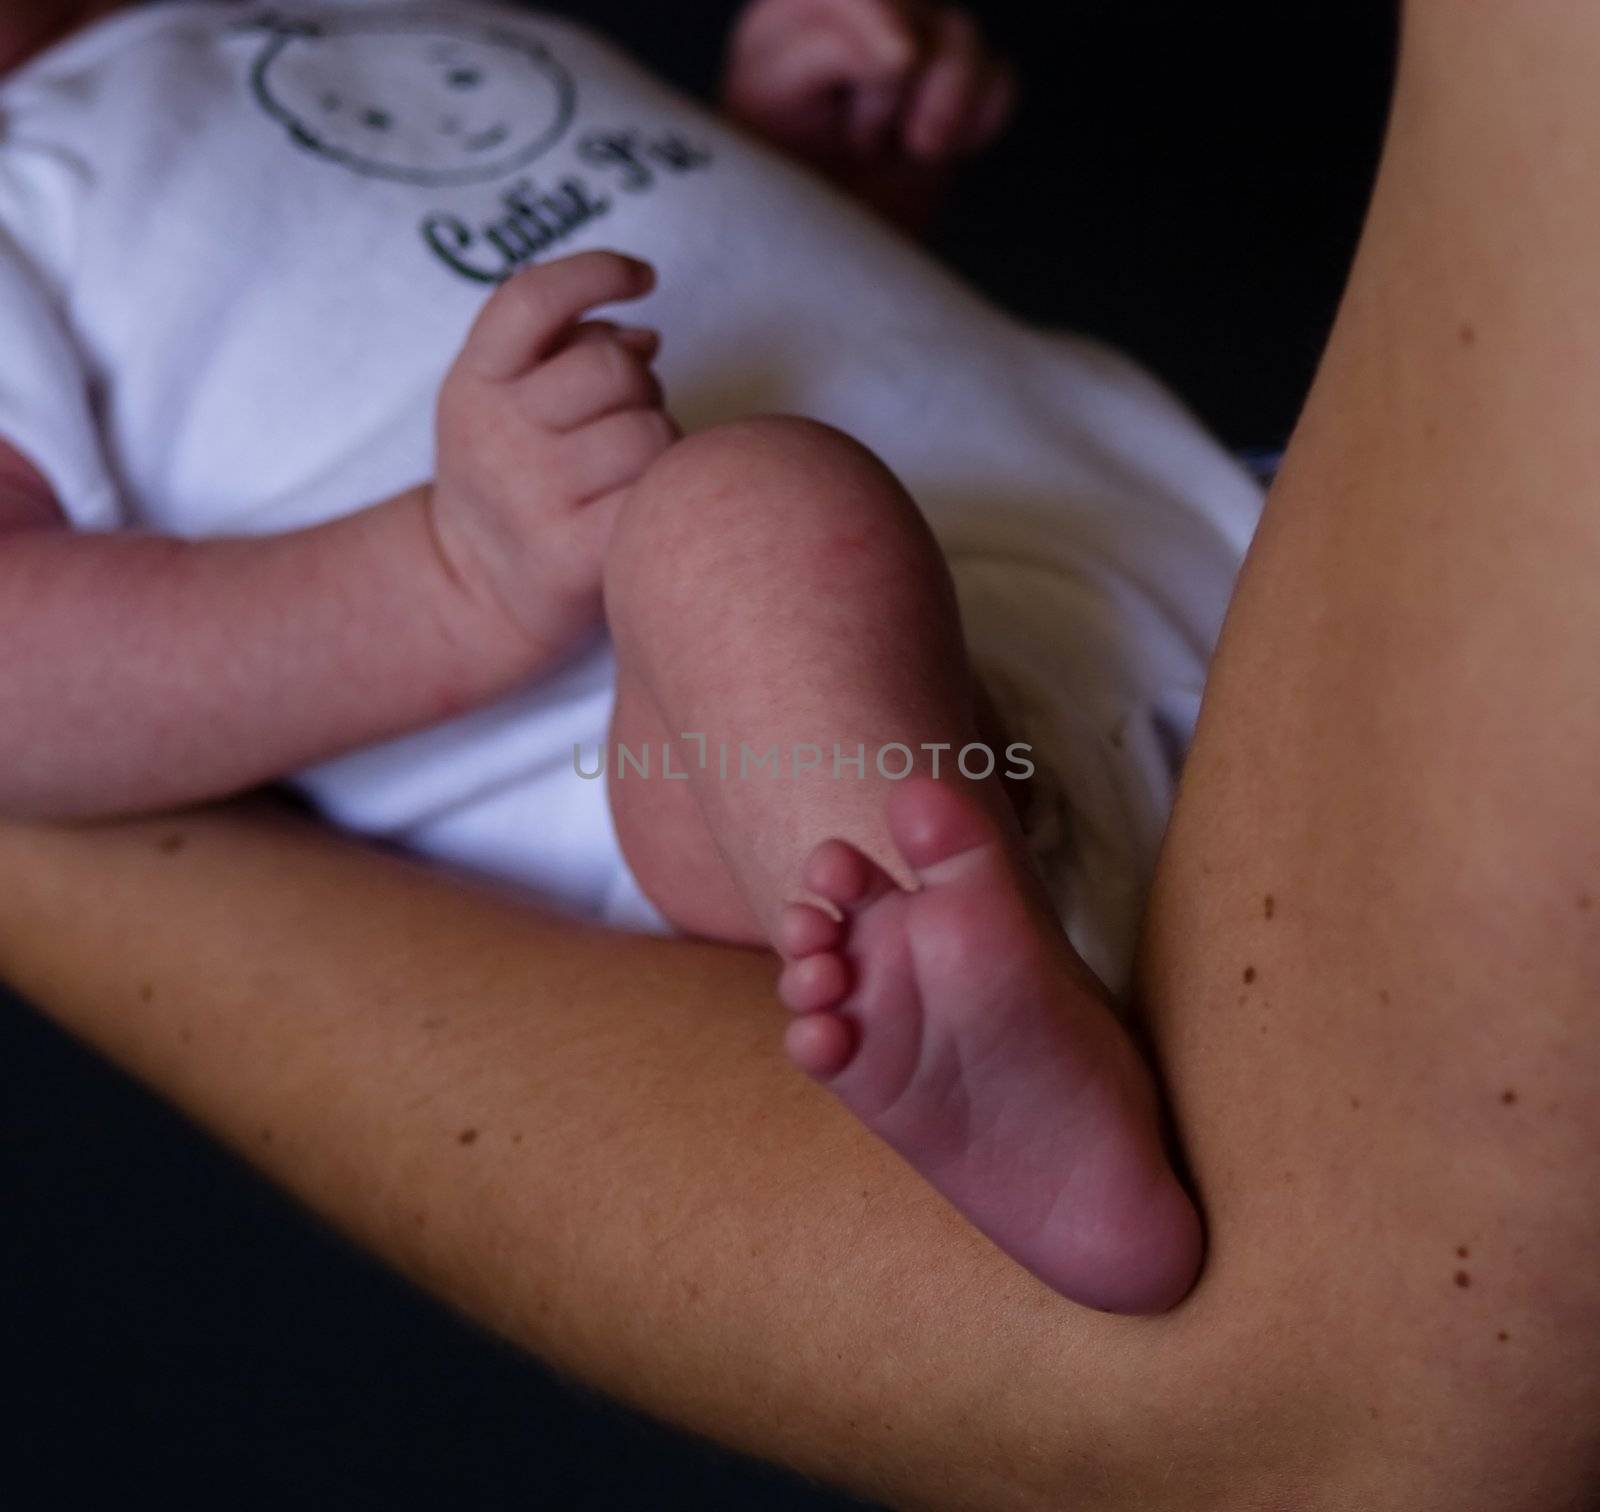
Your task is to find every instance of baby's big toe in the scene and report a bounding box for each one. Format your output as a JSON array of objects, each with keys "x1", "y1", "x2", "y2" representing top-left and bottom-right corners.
[{"x1": 885, "y1": 776, "x2": 997, "y2": 872}]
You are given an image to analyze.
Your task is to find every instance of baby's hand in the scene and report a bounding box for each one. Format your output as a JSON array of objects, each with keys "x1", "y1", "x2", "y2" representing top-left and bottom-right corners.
[
  {"x1": 432, "y1": 250, "x2": 677, "y2": 665},
  {"x1": 722, "y1": 0, "x2": 1016, "y2": 228}
]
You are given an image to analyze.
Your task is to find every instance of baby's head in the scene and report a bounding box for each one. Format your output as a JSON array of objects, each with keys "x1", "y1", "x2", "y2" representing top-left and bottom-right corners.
[{"x1": 1, "y1": 0, "x2": 125, "y2": 77}]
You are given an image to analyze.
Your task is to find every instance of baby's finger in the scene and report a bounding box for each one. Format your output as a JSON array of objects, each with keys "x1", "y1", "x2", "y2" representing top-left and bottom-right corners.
[
  {"x1": 521, "y1": 331, "x2": 663, "y2": 432},
  {"x1": 736, "y1": 0, "x2": 915, "y2": 84},
  {"x1": 562, "y1": 318, "x2": 622, "y2": 345},
  {"x1": 815, "y1": 0, "x2": 920, "y2": 72},
  {"x1": 552, "y1": 317, "x2": 658, "y2": 368},
  {"x1": 848, "y1": 79, "x2": 906, "y2": 154},
  {"x1": 959, "y1": 58, "x2": 1018, "y2": 157},
  {"x1": 560, "y1": 480, "x2": 631, "y2": 579},
  {"x1": 458, "y1": 251, "x2": 655, "y2": 383},
  {"x1": 558, "y1": 407, "x2": 680, "y2": 506},
  {"x1": 733, "y1": 27, "x2": 887, "y2": 120},
  {"x1": 562, "y1": 320, "x2": 661, "y2": 359},
  {"x1": 559, "y1": 408, "x2": 682, "y2": 569},
  {"x1": 902, "y1": 9, "x2": 987, "y2": 162},
  {"x1": 727, "y1": 0, "x2": 918, "y2": 123}
]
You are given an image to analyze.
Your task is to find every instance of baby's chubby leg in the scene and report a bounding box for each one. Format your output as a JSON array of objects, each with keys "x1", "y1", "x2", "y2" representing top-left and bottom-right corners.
[
  {"x1": 603, "y1": 418, "x2": 1201, "y2": 1310},
  {"x1": 603, "y1": 417, "x2": 995, "y2": 937}
]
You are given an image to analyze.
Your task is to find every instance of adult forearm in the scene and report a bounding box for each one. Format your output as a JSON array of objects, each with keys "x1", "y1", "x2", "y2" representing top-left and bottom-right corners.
[
  {"x1": 0, "y1": 802, "x2": 1311, "y2": 1512},
  {"x1": 0, "y1": 488, "x2": 530, "y2": 817}
]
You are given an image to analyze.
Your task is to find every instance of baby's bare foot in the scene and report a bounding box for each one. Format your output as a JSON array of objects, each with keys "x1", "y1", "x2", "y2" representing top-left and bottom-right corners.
[{"x1": 776, "y1": 778, "x2": 1202, "y2": 1313}]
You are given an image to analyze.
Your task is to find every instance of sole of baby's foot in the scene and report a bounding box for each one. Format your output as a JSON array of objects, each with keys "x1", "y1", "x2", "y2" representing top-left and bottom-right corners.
[{"x1": 776, "y1": 777, "x2": 1203, "y2": 1314}]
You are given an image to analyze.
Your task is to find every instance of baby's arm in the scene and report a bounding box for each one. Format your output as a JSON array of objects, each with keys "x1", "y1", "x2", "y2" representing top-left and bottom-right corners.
[
  {"x1": 721, "y1": 0, "x2": 1016, "y2": 233},
  {"x1": 0, "y1": 250, "x2": 672, "y2": 820}
]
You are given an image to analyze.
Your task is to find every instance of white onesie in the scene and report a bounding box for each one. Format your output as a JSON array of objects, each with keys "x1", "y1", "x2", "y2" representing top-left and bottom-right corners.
[{"x1": 0, "y1": 0, "x2": 1262, "y2": 993}]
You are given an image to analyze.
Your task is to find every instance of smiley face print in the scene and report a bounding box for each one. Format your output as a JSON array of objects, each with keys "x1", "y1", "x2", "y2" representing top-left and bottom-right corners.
[{"x1": 250, "y1": 13, "x2": 576, "y2": 188}]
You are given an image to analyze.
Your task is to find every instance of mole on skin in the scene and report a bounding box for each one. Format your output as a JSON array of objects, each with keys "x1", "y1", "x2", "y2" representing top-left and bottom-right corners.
[
  {"x1": 1456, "y1": 1245, "x2": 1470, "y2": 1259},
  {"x1": 157, "y1": 832, "x2": 187, "y2": 855},
  {"x1": 1455, "y1": 1270, "x2": 1471, "y2": 1288},
  {"x1": 1263, "y1": 894, "x2": 1275, "y2": 921},
  {"x1": 1242, "y1": 965, "x2": 1257, "y2": 985},
  {"x1": 1459, "y1": 322, "x2": 1477, "y2": 347},
  {"x1": 1502, "y1": 1088, "x2": 1518, "y2": 1106},
  {"x1": 457, "y1": 1128, "x2": 479, "y2": 1145}
]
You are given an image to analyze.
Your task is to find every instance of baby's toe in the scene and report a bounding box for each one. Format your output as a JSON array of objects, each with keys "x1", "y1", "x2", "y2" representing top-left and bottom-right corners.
[
  {"x1": 802, "y1": 838, "x2": 895, "y2": 910},
  {"x1": 784, "y1": 1011, "x2": 857, "y2": 1079},
  {"x1": 885, "y1": 775, "x2": 995, "y2": 873},
  {"x1": 778, "y1": 951, "x2": 852, "y2": 1014},
  {"x1": 776, "y1": 900, "x2": 842, "y2": 959}
]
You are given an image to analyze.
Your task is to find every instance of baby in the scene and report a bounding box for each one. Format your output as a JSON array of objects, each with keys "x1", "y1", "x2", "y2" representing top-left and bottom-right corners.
[{"x1": 0, "y1": 0, "x2": 1262, "y2": 1311}]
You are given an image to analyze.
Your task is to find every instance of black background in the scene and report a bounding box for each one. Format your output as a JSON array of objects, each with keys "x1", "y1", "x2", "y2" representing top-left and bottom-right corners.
[{"x1": 1, "y1": 2, "x2": 1396, "y2": 1507}]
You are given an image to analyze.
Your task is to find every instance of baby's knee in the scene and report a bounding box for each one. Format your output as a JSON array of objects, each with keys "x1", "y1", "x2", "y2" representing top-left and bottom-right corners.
[
  {"x1": 606, "y1": 416, "x2": 925, "y2": 614},
  {"x1": 614, "y1": 415, "x2": 903, "y2": 550},
  {"x1": 643, "y1": 415, "x2": 891, "y2": 499}
]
